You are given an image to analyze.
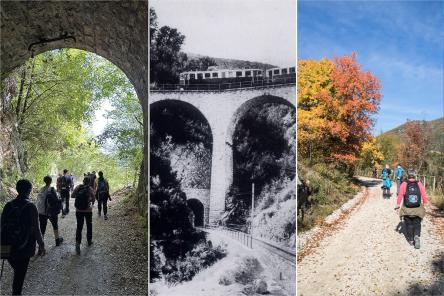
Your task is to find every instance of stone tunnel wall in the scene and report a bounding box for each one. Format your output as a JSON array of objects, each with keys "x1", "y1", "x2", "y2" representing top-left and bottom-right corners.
[
  {"x1": 0, "y1": 0, "x2": 149, "y2": 217},
  {"x1": 182, "y1": 188, "x2": 211, "y2": 226}
]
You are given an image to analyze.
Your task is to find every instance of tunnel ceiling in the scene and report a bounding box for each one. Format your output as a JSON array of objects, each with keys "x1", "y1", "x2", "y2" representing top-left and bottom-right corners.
[{"x1": 0, "y1": 0, "x2": 147, "y2": 103}]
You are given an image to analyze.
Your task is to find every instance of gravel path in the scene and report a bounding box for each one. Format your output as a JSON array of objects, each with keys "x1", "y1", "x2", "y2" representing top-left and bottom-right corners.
[
  {"x1": 1, "y1": 195, "x2": 148, "y2": 295},
  {"x1": 297, "y1": 177, "x2": 444, "y2": 296}
]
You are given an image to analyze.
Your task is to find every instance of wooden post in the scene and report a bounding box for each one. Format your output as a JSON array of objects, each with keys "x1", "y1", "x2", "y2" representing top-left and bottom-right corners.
[
  {"x1": 251, "y1": 182, "x2": 255, "y2": 248},
  {"x1": 433, "y1": 176, "x2": 436, "y2": 191},
  {"x1": 423, "y1": 176, "x2": 426, "y2": 187}
]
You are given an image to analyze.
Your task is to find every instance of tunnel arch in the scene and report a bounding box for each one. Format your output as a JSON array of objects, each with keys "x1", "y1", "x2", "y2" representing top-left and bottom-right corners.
[
  {"x1": 150, "y1": 99, "x2": 214, "y2": 226},
  {"x1": 227, "y1": 95, "x2": 295, "y2": 143},
  {"x1": 1, "y1": 0, "x2": 149, "y2": 214},
  {"x1": 0, "y1": 0, "x2": 147, "y2": 104},
  {"x1": 187, "y1": 198, "x2": 205, "y2": 227}
]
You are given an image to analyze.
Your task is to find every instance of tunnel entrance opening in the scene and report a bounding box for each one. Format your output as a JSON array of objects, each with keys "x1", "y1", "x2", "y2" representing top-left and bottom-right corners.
[
  {"x1": 1, "y1": 48, "x2": 143, "y2": 192},
  {"x1": 187, "y1": 198, "x2": 205, "y2": 227}
]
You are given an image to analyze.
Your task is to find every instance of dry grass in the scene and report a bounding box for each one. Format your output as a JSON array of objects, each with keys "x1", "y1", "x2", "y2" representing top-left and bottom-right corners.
[{"x1": 429, "y1": 191, "x2": 444, "y2": 210}]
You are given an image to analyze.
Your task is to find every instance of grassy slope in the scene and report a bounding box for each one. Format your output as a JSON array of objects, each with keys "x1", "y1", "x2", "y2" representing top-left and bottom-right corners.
[
  {"x1": 380, "y1": 117, "x2": 443, "y2": 151},
  {"x1": 252, "y1": 178, "x2": 296, "y2": 248},
  {"x1": 297, "y1": 162, "x2": 360, "y2": 232}
]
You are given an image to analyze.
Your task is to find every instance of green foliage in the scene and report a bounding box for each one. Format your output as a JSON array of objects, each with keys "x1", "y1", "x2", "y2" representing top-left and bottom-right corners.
[
  {"x1": 298, "y1": 161, "x2": 359, "y2": 231},
  {"x1": 1, "y1": 48, "x2": 142, "y2": 194}
]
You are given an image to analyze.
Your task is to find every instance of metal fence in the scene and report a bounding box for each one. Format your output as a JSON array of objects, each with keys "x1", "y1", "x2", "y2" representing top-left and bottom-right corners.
[
  {"x1": 356, "y1": 168, "x2": 443, "y2": 192},
  {"x1": 150, "y1": 77, "x2": 296, "y2": 92},
  {"x1": 218, "y1": 226, "x2": 253, "y2": 249},
  {"x1": 198, "y1": 225, "x2": 253, "y2": 248}
]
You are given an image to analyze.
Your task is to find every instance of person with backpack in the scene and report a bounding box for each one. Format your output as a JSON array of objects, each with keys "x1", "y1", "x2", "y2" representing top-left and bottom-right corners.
[
  {"x1": 381, "y1": 164, "x2": 392, "y2": 198},
  {"x1": 90, "y1": 171, "x2": 98, "y2": 194},
  {"x1": 395, "y1": 169, "x2": 428, "y2": 249},
  {"x1": 36, "y1": 176, "x2": 64, "y2": 246},
  {"x1": 395, "y1": 164, "x2": 405, "y2": 193},
  {"x1": 72, "y1": 177, "x2": 95, "y2": 255},
  {"x1": 96, "y1": 171, "x2": 111, "y2": 220},
  {"x1": 0, "y1": 179, "x2": 46, "y2": 295},
  {"x1": 57, "y1": 169, "x2": 73, "y2": 218}
]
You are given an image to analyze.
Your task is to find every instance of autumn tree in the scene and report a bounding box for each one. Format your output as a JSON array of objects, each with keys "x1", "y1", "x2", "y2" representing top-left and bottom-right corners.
[
  {"x1": 297, "y1": 53, "x2": 382, "y2": 170},
  {"x1": 359, "y1": 138, "x2": 384, "y2": 169},
  {"x1": 397, "y1": 120, "x2": 429, "y2": 172}
]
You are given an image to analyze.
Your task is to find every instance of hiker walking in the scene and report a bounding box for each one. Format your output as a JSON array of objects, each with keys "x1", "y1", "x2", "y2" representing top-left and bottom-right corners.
[
  {"x1": 381, "y1": 164, "x2": 392, "y2": 198},
  {"x1": 72, "y1": 177, "x2": 95, "y2": 255},
  {"x1": 90, "y1": 171, "x2": 98, "y2": 194},
  {"x1": 1, "y1": 180, "x2": 46, "y2": 295},
  {"x1": 57, "y1": 169, "x2": 73, "y2": 217},
  {"x1": 36, "y1": 176, "x2": 64, "y2": 246},
  {"x1": 395, "y1": 164, "x2": 405, "y2": 193},
  {"x1": 96, "y1": 171, "x2": 111, "y2": 220},
  {"x1": 395, "y1": 169, "x2": 428, "y2": 249}
]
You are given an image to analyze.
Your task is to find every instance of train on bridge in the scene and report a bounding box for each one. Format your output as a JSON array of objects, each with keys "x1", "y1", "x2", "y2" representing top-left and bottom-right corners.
[{"x1": 178, "y1": 66, "x2": 295, "y2": 90}]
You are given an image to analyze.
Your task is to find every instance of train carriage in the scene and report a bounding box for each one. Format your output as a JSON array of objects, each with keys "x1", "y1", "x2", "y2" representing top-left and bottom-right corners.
[
  {"x1": 266, "y1": 66, "x2": 296, "y2": 82},
  {"x1": 180, "y1": 68, "x2": 264, "y2": 86},
  {"x1": 178, "y1": 66, "x2": 295, "y2": 90}
]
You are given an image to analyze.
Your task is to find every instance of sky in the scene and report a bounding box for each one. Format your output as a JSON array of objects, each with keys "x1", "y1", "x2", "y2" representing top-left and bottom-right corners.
[
  {"x1": 298, "y1": 0, "x2": 444, "y2": 133},
  {"x1": 151, "y1": 0, "x2": 296, "y2": 68}
]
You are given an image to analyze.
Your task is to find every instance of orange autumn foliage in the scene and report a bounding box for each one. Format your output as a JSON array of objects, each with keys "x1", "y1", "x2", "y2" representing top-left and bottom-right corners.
[
  {"x1": 397, "y1": 121, "x2": 429, "y2": 171},
  {"x1": 298, "y1": 53, "x2": 382, "y2": 168}
]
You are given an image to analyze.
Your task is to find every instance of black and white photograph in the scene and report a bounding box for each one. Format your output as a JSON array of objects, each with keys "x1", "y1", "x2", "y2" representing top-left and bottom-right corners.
[{"x1": 149, "y1": 0, "x2": 296, "y2": 295}]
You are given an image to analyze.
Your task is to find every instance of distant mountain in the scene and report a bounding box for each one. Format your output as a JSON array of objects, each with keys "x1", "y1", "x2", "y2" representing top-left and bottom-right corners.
[
  {"x1": 186, "y1": 52, "x2": 278, "y2": 71},
  {"x1": 379, "y1": 117, "x2": 443, "y2": 152}
]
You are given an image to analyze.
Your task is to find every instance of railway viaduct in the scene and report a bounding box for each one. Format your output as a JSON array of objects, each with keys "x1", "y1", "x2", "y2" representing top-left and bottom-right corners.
[{"x1": 150, "y1": 85, "x2": 296, "y2": 225}]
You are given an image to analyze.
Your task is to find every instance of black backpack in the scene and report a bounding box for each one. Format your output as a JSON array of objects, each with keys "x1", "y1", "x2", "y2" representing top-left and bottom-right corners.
[
  {"x1": 404, "y1": 181, "x2": 421, "y2": 208},
  {"x1": 46, "y1": 187, "x2": 62, "y2": 216},
  {"x1": 98, "y1": 179, "x2": 107, "y2": 193},
  {"x1": 74, "y1": 186, "x2": 90, "y2": 210},
  {"x1": 0, "y1": 200, "x2": 32, "y2": 259},
  {"x1": 60, "y1": 176, "x2": 70, "y2": 191}
]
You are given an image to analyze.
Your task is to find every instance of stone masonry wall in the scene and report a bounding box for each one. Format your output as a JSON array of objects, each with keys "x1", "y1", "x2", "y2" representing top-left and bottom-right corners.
[{"x1": 150, "y1": 86, "x2": 296, "y2": 224}]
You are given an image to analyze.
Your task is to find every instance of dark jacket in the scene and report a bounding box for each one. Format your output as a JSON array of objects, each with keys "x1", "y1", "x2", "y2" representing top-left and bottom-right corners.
[
  {"x1": 1, "y1": 195, "x2": 44, "y2": 258},
  {"x1": 72, "y1": 184, "x2": 95, "y2": 213},
  {"x1": 96, "y1": 177, "x2": 110, "y2": 200}
]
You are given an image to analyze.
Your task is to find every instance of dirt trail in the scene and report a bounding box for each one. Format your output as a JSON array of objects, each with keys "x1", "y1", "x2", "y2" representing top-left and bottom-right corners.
[
  {"x1": 297, "y1": 177, "x2": 444, "y2": 296},
  {"x1": 1, "y1": 194, "x2": 147, "y2": 295}
]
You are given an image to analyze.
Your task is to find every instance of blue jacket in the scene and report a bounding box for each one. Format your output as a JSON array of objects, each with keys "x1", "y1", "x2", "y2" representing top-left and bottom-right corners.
[{"x1": 395, "y1": 167, "x2": 404, "y2": 180}]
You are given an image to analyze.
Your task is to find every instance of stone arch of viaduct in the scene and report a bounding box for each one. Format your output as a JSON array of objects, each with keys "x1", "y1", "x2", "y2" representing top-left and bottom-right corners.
[
  {"x1": 150, "y1": 86, "x2": 296, "y2": 225},
  {"x1": 1, "y1": 0, "x2": 149, "y2": 213}
]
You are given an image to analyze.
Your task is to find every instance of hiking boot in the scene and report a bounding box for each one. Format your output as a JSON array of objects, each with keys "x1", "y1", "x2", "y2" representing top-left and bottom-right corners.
[
  {"x1": 75, "y1": 243, "x2": 81, "y2": 255},
  {"x1": 414, "y1": 236, "x2": 420, "y2": 249},
  {"x1": 104, "y1": 215, "x2": 108, "y2": 220},
  {"x1": 55, "y1": 237, "x2": 64, "y2": 246},
  {"x1": 87, "y1": 241, "x2": 93, "y2": 247}
]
